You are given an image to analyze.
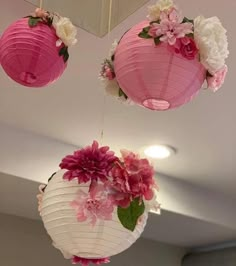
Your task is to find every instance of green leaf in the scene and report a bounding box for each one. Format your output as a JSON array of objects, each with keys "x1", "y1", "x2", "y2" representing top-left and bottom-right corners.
[
  {"x1": 138, "y1": 31, "x2": 152, "y2": 39},
  {"x1": 143, "y1": 26, "x2": 151, "y2": 33},
  {"x1": 118, "y1": 88, "x2": 128, "y2": 99},
  {"x1": 186, "y1": 33, "x2": 194, "y2": 39},
  {"x1": 118, "y1": 198, "x2": 145, "y2": 231},
  {"x1": 154, "y1": 37, "x2": 161, "y2": 45},
  {"x1": 63, "y1": 51, "x2": 69, "y2": 63},
  {"x1": 59, "y1": 46, "x2": 69, "y2": 63},
  {"x1": 182, "y1": 17, "x2": 194, "y2": 24},
  {"x1": 59, "y1": 46, "x2": 67, "y2": 56},
  {"x1": 206, "y1": 71, "x2": 214, "y2": 78},
  {"x1": 150, "y1": 19, "x2": 160, "y2": 25},
  {"x1": 138, "y1": 27, "x2": 152, "y2": 39},
  {"x1": 28, "y1": 17, "x2": 41, "y2": 27},
  {"x1": 47, "y1": 17, "x2": 53, "y2": 27}
]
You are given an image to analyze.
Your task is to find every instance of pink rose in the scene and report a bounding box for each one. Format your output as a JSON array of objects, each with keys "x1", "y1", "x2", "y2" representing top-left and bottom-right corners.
[
  {"x1": 207, "y1": 65, "x2": 228, "y2": 92},
  {"x1": 178, "y1": 37, "x2": 198, "y2": 60},
  {"x1": 104, "y1": 66, "x2": 115, "y2": 80}
]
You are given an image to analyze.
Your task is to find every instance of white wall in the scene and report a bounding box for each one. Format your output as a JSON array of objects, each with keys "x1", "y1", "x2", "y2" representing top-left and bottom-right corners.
[{"x1": 0, "y1": 213, "x2": 186, "y2": 266}]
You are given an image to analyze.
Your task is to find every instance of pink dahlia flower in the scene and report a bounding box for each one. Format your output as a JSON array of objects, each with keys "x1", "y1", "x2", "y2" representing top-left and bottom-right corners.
[
  {"x1": 60, "y1": 141, "x2": 118, "y2": 185},
  {"x1": 71, "y1": 184, "x2": 114, "y2": 226},
  {"x1": 72, "y1": 256, "x2": 110, "y2": 266}
]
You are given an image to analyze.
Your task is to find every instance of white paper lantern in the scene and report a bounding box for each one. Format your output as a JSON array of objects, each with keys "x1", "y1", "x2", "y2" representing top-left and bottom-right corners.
[{"x1": 41, "y1": 170, "x2": 148, "y2": 259}]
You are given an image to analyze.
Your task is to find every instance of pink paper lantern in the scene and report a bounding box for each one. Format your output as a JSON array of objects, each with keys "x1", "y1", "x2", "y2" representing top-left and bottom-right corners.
[
  {"x1": 0, "y1": 18, "x2": 67, "y2": 88},
  {"x1": 114, "y1": 21, "x2": 207, "y2": 110}
]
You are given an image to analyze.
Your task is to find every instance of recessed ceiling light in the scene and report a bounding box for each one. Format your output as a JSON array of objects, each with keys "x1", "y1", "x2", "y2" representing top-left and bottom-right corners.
[{"x1": 144, "y1": 145, "x2": 175, "y2": 159}]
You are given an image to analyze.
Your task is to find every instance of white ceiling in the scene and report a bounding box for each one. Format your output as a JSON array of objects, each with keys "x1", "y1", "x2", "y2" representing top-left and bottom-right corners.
[
  {"x1": 25, "y1": 0, "x2": 149, "y2": 36},
  {"x1": 0, "y1": 0, "x2": 236, "y2": 248}
]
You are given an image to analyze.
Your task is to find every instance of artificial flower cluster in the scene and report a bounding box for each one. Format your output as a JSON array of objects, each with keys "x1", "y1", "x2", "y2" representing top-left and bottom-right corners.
[
  {"x1": 100, "y1": 0, "x2": 229, "y2": 101},
  {"x1": 99, "y1": 41, "x2": 130, "y2": 103},
  {"x1": 28, "y1": 8, "x2": 77, "y2": 62},
  {"x1": 37, "y1": 141, "x2": 159, "y2": 266},
  {"x1": 140, "y1": 0, "x2": 229, "y2": 92},
  {"x1": 60, "y1": 141, "x2": 159, "y2": 231}
]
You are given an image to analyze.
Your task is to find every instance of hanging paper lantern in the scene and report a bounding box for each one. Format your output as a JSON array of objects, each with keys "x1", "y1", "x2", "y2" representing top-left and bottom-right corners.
[
  {"x1": 100, "y1": 0, "x2": 229, "y2": 110},
  {"x1": 38, "y1": 141, "x2": 159, "y2": 266},
  {"x1": 0, "y1": 8, "x2": 77, "y2": 88}
]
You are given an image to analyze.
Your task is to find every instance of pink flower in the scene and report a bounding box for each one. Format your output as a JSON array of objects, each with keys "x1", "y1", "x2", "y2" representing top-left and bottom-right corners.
[
  {"x1": 72, "y1": 256, "x2": 110, "y2": 266},
  {"x1": 108, "y1": 162, "x2": 132, "y2": 208},
  {"x1": 71, "y1": 184, "x2": 114, "y2": 226},
  {"x1": 171, "y1": 37, "x2": 198, "y2": 60},
  {"x1": 109, "y1": 151, "x2": 156, "y2": 207},
  {"x1": 60, "y1": 141, "x2": 118, "y2": 185},
  {"x1": 149, "y1": 8, "x2": 193, "y2": 46},
  {"x1": 179, "y1": 37, "x2": 198, "y2": 60},
  {"x1": 154, "y1": 20, "x2": 193, "y2": 45},
  {"x1": 34, "y1": 8, "x2": 48, "y2": 19},
  {"x1": 100, "y1": 60, "x2": 115, "y2": 81},
  {"x1": 160, "y1": 8, "x2": 182, "y2": 23},
  {"x1": 207, "y1": 65, "x2": 228, "y2": 92},
  {"x1": 104, "y1": 66, "x2": 115, "y2": 80}
]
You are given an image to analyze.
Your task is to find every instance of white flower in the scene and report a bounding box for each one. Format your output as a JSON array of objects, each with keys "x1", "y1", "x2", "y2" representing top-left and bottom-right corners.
[
  {"x1": 53, "y1": 17, "x2": 77, "y2": 47},
  {"x1": 109, "y1": 40, "x2": 118, "y2": 57},
  {"x1": 36, "y1": 184, "x2": 46, "y2": 215},
  {"x1": 194, "y1": 16, "x2": 229, "y2": 74},
  {"x1": 101, "y1": 79, "x2": 131, "y2": 103},
  {"x1": 100, "y1": 39, "x2": 134, "y2": 105},
  {"x1": 144, "y1": 188, "x2": 161, "y2": 213},
  {"x1": 148, "y1": 0, "x2": 174, "y2": 21},
  {"x1": 104, "y1": 79, "x2": 120, "y2": 97}
]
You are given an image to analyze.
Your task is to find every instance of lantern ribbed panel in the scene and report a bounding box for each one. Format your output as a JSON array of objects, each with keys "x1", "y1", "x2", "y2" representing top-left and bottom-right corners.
[
  {"x1": 41, "y1": 171, "x2": 148, "y2": 259},
  {"x1": 114, "y1": 21, "x2": 206, "y2": 110},
  {"x1": 0, "y1": 18, "x2": 66, "y2": 88}
]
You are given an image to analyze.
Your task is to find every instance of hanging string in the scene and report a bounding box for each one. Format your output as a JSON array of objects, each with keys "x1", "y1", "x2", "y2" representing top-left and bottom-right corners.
[
  {"x1": 100, "y1": 0, "x2": 113, "y2": 144},
  {"x1": 100, "y1": 89, "x2": 108, "y2": 144},
  {"x1": 39, "y1": 0, "x2": 43, "y2": 9},
  {"x1": 108, "y1": 0, "x2": 113, "y2": 39}
]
